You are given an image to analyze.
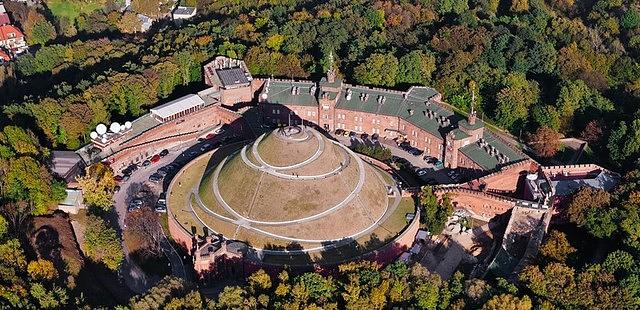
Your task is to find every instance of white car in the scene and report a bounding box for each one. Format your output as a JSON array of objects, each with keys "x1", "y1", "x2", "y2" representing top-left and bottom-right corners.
[{"x1": 213, "y1": 128, "x2": 225, "y2": 134}]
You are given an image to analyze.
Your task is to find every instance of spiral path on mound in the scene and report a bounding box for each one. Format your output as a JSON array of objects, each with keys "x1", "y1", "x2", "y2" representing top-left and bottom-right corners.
[{"x1": 179, "y1": 127, "x2": 402, "y2": 253}]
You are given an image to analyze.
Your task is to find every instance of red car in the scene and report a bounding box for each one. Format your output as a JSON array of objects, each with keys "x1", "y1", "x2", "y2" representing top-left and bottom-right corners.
[
  {"x1": 205, "y1": 133, "x2": 216, "y2": 139},
  {"x1": 150, "y1": 154, "x2": 161, "y2": 163}
]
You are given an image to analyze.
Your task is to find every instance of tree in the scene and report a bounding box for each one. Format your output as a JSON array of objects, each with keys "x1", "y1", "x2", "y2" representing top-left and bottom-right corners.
[
  {"x1": 77, "y1": 163, "x2": 116, "y2": 212},
  {"x1": 526, "y1": 127, "x2": 562, "y2": 158},
  {"x1": 27, "y1": 259, "x2": 58, "y2": 281},
  {"x1": 0, "y1": 126, "x2": 41, "y2": 157},
  {"x1": 3, "y1": 156, "x2": 65, "y2": 215},
  {"x1": 539, "y1": 230, "x2": 576, "y2": 262},
  {"x1": 581, "y1": 120, "x2": 604, "y2": 145},
  {"x1": 510, "y1": 0, "x2": 529, "y2": 12},
  {"x1": 607, "y1": 120, "x2": 640, "y2": 164},
  {"x1": 248, "y1": 269, "x2": 272, "y2": 293},
  {"x1": 118, "y1": 12, "x2": 142, "y2": 33},
  {"x1": 83, "y1": 215, "x2": 124, "y2": 270},
  {"x1": 353, "y1": 53, "x2": 399, "y2": 87},
  {"x1": 216, "y1": 286, "x2": 256, "y2": 309},
  {"x1": 29, "y1": 283, "x2": 68, "y2": 309},
  {"x1": 129, "y1": 276, "x2": 195, "y2": 309},
  {"x1": 23, "y1": 10, "x2": 56, "y2": 46},
  {"x1": 620, "y1": 9, "x2": 640, "y2": 30},
  {"x1": 567, "y1": 187, "x2": 611, "y2": 226},
  {"x1": 397, "y1": 51, "x2": 437, "y2": 85},
  {"x1": 482, "y1": 294, "x2": 531, "y2": 310},
  {"x1": 419, "y1": 187, "x2": 453, "y2": 235},
  {"x1": 125, "y1": 208, "x2": 163, "y2": 257},
  {"x1": 495, "y1": 73, "x2": 540, "y2": 130},
  {"x1": 465, "y1": 279, "x2": 492, "y2": 306}
]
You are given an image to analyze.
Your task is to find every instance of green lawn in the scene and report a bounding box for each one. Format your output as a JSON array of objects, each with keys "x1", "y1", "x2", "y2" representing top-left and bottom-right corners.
[{"x1": 46, "y1": 0, "x2": 103, "y2": 21}]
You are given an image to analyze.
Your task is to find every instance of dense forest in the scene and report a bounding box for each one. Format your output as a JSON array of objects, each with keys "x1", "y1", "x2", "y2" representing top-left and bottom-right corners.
[
  {"x1": 0, "y1": 0, "x2": 637, "y2": 168},
  {"x1": 0, "y1": 0, "x2": 639, "y2": 308}
]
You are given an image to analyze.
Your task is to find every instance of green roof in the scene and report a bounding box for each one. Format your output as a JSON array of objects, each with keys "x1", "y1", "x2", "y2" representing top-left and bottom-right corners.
[
  {"x1": 335, "y1": 86, "x2": 448, "y2": 138},
  {"x1": 451, "y1": 128, "x2": 469, "y2": 140},
  {"x1": 264, "y1": 81, "x2": 318, "y2": 107},
  {"x1": 459, "y1": 130, "x2": 525, "y2": 170},
  {"x1": 259, "y1": 80, "x2": 525, "y2": 170}
]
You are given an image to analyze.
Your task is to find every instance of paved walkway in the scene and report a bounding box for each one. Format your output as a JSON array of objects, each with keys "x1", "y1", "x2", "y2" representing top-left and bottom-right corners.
[
  {"x1": 240, "y1": 141, "x2": 351, "y2": 180},
  {"x1": 251, "y1": 128, "x2": 325, "y2": 171}
]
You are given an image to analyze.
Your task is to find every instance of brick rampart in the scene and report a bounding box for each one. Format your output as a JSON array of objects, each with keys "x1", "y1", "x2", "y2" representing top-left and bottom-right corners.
[
  {"x1": 435, "y1": 187, "x2": 516, "y2": 220},
  {"x1": 476, "y1": 159, "x2": 532, "y2": 192}
]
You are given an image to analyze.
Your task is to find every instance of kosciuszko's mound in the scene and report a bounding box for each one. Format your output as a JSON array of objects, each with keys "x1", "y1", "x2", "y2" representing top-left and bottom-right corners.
[{"x1": 169, "y1": 126, "x2": 415, "y2": 265}]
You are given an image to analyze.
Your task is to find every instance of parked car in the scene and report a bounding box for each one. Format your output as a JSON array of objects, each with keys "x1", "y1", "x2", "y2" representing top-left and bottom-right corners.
[
  {"x1": 408, "y1": 148, "x2": 423, "y2": 156},
  {"x1": 142, "y1": 160, "x2": 151, "y2": 167},
  {"x1": 158, "y1": 192, "x2": 166, "y2": 204},
  {"x1": 128, "y1": 199, "x2": 143, "y2": 211},
  {"x1": 335, "y1": 129, "x2": 345, "y2": 135},
  {"x1": 122, "y1": 175, "x2": 130, "y2": 182},
  {"x1": 149, "y1": 173, "x2": 163, "y2": 183},
  {"x1": 159, "y1": 149, "x2": 169, "y2": 157},
  {"x1": 213, "y1": 127, "x2": 225, "y2": 134},
  {"x1": 205, "y1": 133, "x2": 216, "y2": 140},
  {"x1": 150, "y1": 154, "x2": 161, "y2": 163},
  {"x1": 114, "y1": 175, "x2": 123, "y2": 182},
  {"x1": 416, "y1": 169, "x2": 428, "y2": 177},
  {"x1": 200, "y1": 143, "x2": 211, "y2": 152},
  {"x1": 155, "y1": 204, "x2": 167, "y2": 213},
  {"x1": 128, "y1": 163, "x2": 139, "y2": 172},
  {"x1": 361, "y1": 133, "x2": 369, "y2": 140},
  {"x1": 114, "y1": 185, "x2": 121, "y2": 193}
]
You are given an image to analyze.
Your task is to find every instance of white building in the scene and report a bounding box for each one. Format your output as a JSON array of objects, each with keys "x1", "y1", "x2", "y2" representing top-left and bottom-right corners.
[{"x1": 172, "y1": 6, "x2": 196, "y2": 20}]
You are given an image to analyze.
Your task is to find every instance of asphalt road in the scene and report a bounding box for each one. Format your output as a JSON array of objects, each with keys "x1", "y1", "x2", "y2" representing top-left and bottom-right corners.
[{"x1": 113, "y1": 129, "x2": 228, "y2": 293}]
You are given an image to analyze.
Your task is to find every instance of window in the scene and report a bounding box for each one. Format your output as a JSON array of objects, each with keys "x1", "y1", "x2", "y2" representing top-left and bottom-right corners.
[
  {"x1": 402, "y1": 124, "x2": 405, "y2": 130},
  {"x1": 307, "y1": 111, "x2": 312, "y2": 116},
  {"x1": 322, "y1": 105, "x2": 329, "y2": 110},
  {"x1": 312, "y1": 112, "x2": 316, "y2": 116}
]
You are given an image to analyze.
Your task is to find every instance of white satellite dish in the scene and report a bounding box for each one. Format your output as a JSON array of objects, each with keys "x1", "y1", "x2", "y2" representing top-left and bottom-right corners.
[
  {"x1": 261, "y1": 93, "x2": 268, "y2": 100},
  {"x1": 110, "y1": 122, "x2": 121, "y2": 133},
  {"x1": 101, "y1": 137, "x2": 107, "y2": 143},
  {"x1": 120, "y1": 124, "x2": 126, "y2": 132},
  {"x1": 125, "y1": 121, "x2": 132, "y2": 129},
  {"x1": 90, "y1": 131, "x2": 98, "y2": 139},
  {"x1": 96, "y1": 124, "x2": 107, "y2": 135}
]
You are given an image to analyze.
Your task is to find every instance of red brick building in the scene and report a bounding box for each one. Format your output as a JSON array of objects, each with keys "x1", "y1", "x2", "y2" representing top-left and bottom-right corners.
[{"x1": 248, "y1": 67, "x2": 526, "y2": 174}]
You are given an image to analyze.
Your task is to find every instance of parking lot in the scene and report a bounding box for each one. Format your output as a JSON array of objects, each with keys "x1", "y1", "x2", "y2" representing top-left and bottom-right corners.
[
  {"x1": 330, "y1": 131, "x2": 454, "y2": 187},
  {"x1": 112, "y1": 126, "x2": 235, "y2": 227}
]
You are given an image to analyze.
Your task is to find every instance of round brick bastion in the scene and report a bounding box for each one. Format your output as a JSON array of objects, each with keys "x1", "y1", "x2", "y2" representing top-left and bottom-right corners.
[{"x1": 167, "y1": 126, "x2": 419, "y2": 267}]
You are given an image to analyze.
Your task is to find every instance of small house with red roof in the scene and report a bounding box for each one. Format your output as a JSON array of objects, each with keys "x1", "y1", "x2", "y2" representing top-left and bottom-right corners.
[{"x1": 0, "y1": 24, "x2": 26, "y2": 53}]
